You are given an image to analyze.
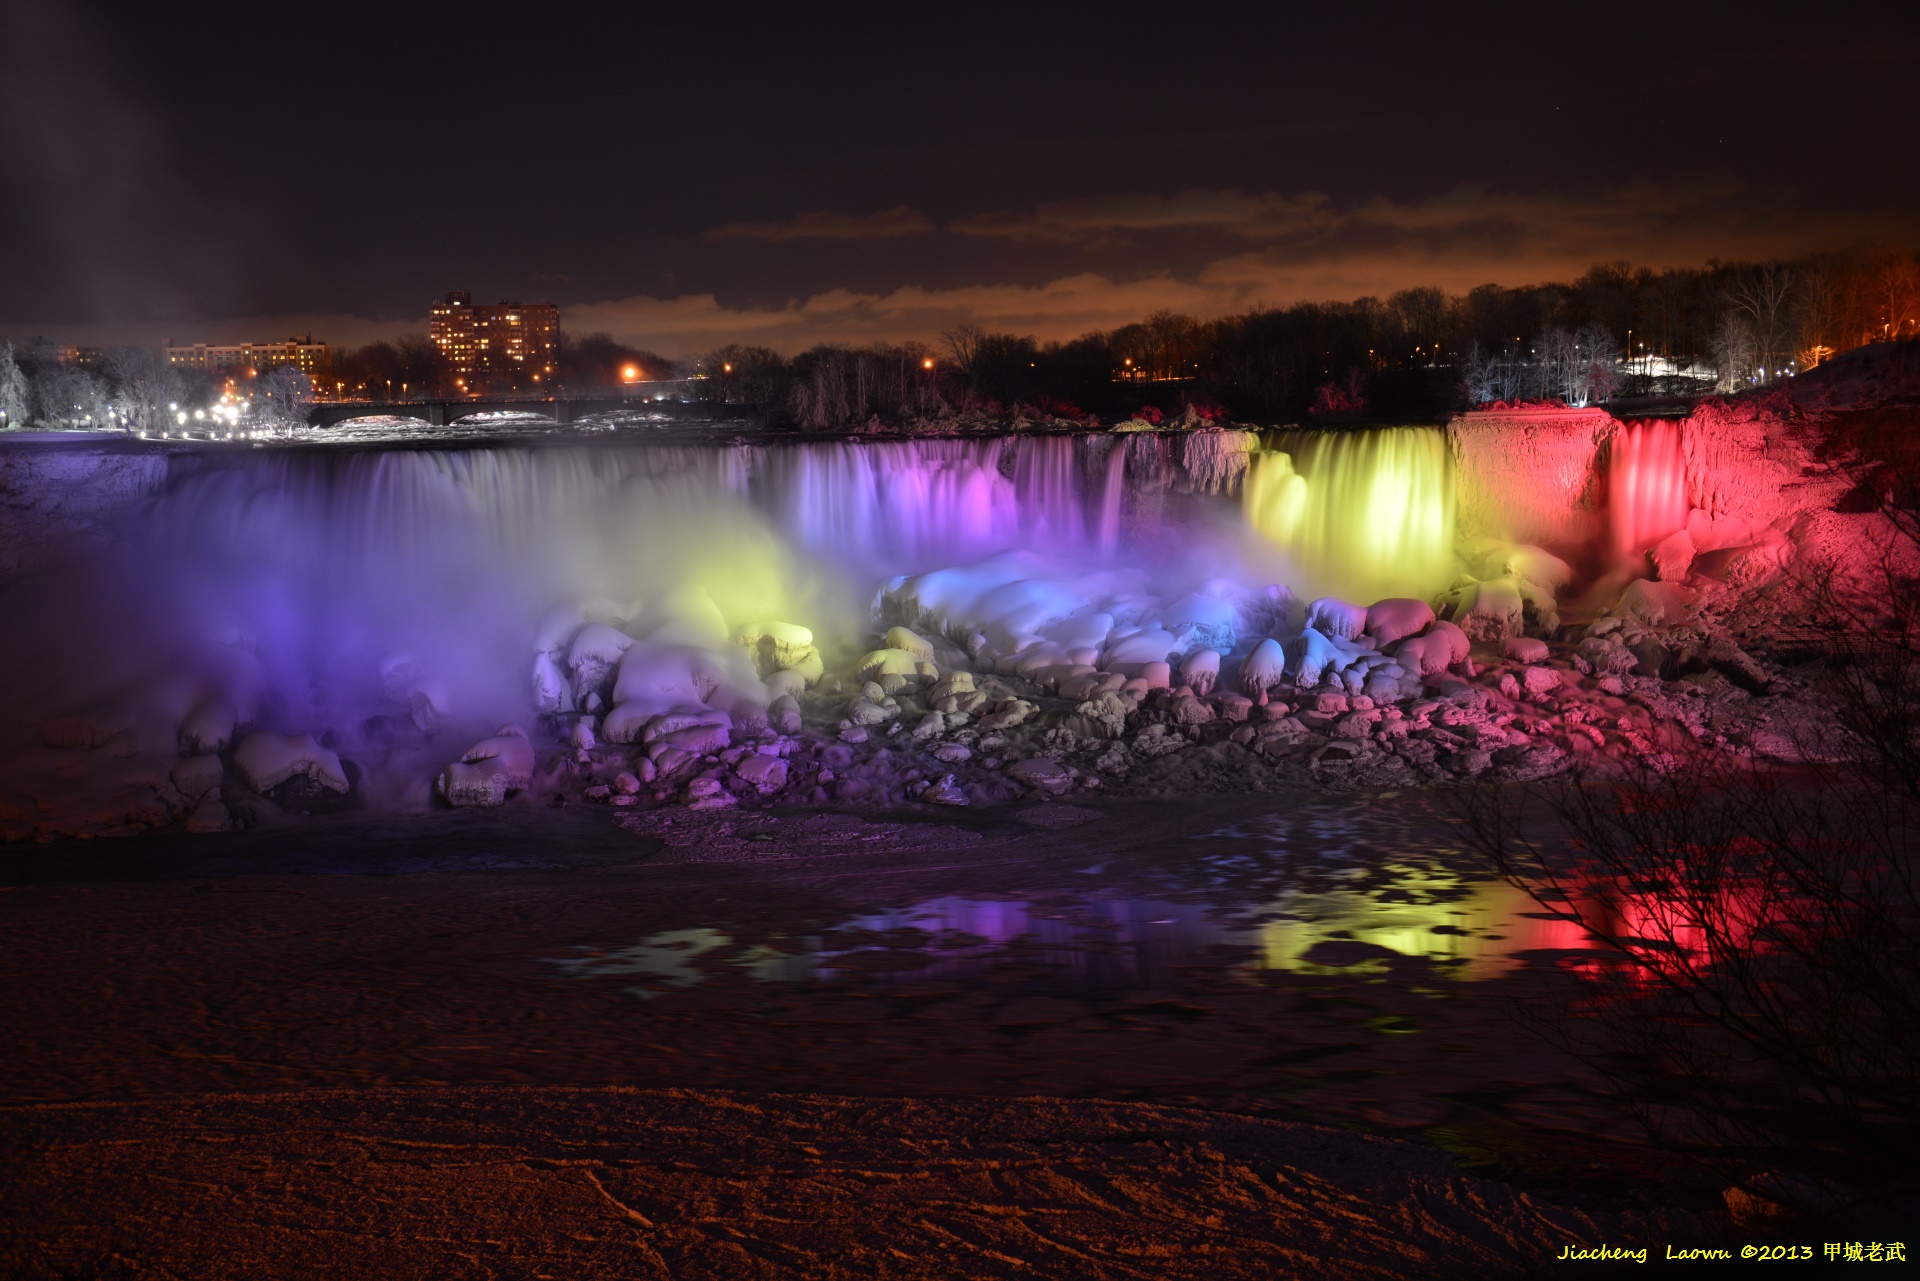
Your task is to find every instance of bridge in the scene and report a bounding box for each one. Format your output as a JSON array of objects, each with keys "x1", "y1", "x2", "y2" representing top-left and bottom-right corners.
[{"x1": 306, "y1": 381, "x2": 701, "y2": 429}]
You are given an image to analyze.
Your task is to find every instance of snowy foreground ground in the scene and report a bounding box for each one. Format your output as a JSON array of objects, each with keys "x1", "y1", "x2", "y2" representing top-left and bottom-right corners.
[{"x1": 2, "y1": 791, "x2": 1729, "y2": 1278}]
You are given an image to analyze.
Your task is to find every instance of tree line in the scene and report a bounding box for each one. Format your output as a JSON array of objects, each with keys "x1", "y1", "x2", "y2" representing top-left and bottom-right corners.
[
  {"x1": 691, "y1": 243, "x2": 1920, "y2": 427},
  {"x1": 6, "y1": 244, "x2": 1914, "y2": 432}
]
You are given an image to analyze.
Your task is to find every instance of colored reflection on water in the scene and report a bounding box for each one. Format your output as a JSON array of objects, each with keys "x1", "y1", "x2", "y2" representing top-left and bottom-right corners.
[{"x1": 548, "y1": 803, "x2": 1606, "y2": 998}]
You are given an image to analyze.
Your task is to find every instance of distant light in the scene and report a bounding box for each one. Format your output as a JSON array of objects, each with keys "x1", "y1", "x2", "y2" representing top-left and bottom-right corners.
[
  {"x1": 621, "y1": 364, "x2": 640, "y2": 382},
  {"x1": 922, "y1": 358, "x2": 934, "y2": 370},
  {"x1": 723, "y1": 363, "x2": 733, "y2": 374}
]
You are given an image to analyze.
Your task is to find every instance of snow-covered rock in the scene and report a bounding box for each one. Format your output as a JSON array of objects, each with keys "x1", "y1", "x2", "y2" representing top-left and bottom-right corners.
[
  {"x1": 179, "y1": 699, "x2": 237, "y2": 755},
  {"x1": 436, "y1": 725, "x2": 536, "y2": 807},
  {"x1": 1503, "y1": 637, "x2": 1549, "y2": 664},
  {"x1": 236, "y1": 732, "x2": 349, "y2": 795},
  {"x1": 1613, "y1": 579, "x2": 1696, "y2": 627},
  {"x1": 1305, "y1": 597, "x2": 1368, "y2": 641},
  {"x1": 170, "y1": 754, "x2": 224, "y2": 798},
  {"x1": 733, "y1": 754, "x2": 788, "y2": 796},
  {"x1": 1179, "y1": 648, "x2": 1221, "y2": 696},
  {"x1": 1363, "y1": 598, "x2": 1435, "y2": 648},
  {"x1": 1240, "y1": 638, "x2": 1288, "y2": 698}
]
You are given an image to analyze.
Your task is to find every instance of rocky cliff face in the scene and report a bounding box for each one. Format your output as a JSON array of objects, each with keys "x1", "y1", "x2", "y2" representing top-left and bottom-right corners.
[
  {"x1": 0, "y1": 446, "x2": 168, "y2": 578},
  {"x1": 1447, "y1": 408, "x2": 1608, "y2": 551}
]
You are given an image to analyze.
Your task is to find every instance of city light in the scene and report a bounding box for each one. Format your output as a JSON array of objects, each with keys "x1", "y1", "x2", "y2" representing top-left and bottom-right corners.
[{"x1": 621, "y1": 364, "x2": 640, "y2": 382}]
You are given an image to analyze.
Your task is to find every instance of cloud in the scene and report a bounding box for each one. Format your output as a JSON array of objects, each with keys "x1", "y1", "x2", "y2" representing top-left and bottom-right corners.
[
  {"x1": 1, "y1": 312, "x2": 423, "y2": 354},
  {"x1": 705, "y1": 206, "x2": 935, "y2": 242},
  {"x1": 27, "y1": 181, "x2": 1908, "y2": 361},
  {"x1": 950, "y1": 190, "x2": 1335, "y2": 242},
  {"x1": 941, "y1": 182, "x2": 1883, "y2": 262},
  {"x1": 565, "y1": 275, "x2": 1229, "y2": 357},
  {"x1": 570, "y1": 180, "x2": 1908, "y2": 357}
]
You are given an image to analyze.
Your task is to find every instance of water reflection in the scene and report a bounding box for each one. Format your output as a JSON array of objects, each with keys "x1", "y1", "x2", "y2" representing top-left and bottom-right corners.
[{"x1": 548, "y1": 803, "x2": 1602, "y2": 998}]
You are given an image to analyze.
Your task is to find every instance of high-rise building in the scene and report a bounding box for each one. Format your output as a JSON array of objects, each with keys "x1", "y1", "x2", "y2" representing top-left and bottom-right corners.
[
  {"x1": 427, "y1": 292, "x2": 559, "y2": 389},
  {"x1": 167, "y1": 337, "x2": 331, "y2": 377}
]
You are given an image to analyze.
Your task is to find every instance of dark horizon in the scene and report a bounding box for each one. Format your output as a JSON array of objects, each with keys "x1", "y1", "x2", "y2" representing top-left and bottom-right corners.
[{"x1": 3, "y1": 0, "x2": 1917, "y2": 355}]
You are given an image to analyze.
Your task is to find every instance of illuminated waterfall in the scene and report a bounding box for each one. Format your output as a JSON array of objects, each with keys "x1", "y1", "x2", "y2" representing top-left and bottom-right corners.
[
  {"x1": 1606, "y1": 421, "x2": 1689, "y2": 557},
  {"x1": 1244, "y1": 427, "x2": 1456, "y2": 602}
]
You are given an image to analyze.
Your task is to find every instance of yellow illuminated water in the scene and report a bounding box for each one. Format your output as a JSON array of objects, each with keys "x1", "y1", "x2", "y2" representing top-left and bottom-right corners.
[{"x1": 1244, "y1": 428, "x2": 1456, "y2": 602}]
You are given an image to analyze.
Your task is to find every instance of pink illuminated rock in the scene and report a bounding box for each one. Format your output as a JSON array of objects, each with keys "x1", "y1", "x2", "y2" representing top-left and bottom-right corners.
[
  {"x1": 1522, "y1": 666, "x2": 1563, "y2": 698},
  {"x1": 1613, "y1": 579, "x2": 1696, "y2": 627},
  {"x1": 1650, "y1": 528, "x2": 1695, "y2": 581},
  {"x1": 1503, "y1": 637, "x2": 1549, "y2": 664},
  {"x1": 1363, "y1": 598, "x2": 1434, "y2": 648}
]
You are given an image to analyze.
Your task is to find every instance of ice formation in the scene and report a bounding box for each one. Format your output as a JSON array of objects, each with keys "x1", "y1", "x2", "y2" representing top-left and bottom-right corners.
[{"x1": 0, "y1": 406, "x2": 1867, "y2": 839}]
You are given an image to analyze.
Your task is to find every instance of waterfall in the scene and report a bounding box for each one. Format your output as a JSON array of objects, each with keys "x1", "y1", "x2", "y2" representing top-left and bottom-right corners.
[
  {"x1": 1244, "y1": 427, "x2": 1457, "y2": 602},
  {"x1": 1605, "y1": 421, "x2": 1689, "y2": 557}
]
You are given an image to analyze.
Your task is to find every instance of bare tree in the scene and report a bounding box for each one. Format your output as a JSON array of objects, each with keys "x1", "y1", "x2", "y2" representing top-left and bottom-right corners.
[
  {"x1": 254, "y1": 366, "x2": 313, "y2": 430},
  {"x1": 103, "y1": 346, "x2": 183, "y2": 435},
  {"x1": 1570, "y1": 322, "x2": 1621, "y2": 405},
  {"x1": 1458, "y1": 440, "x2": 1920, "y2": 1220},
  {"x1": 1722, "y1": 266, "x2": 1800, "y2": 385},
  {"x1": 32, "y1": 365, "x2": 110, "y2": 429},
  {"x1": 0, "y1": 344, "x2": 29, "y2": 427}
]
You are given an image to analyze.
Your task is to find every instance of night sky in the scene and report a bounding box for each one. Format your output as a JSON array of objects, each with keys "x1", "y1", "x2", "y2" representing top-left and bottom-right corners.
[{"x1": 3, "y1": 0, "x2": 1916, "y2": 354}]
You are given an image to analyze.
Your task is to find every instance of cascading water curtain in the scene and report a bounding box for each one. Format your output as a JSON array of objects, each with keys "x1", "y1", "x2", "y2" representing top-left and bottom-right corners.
[
  {"x1": 1244, "y1": 427, "x2": 1457, "y2": 603},
  {"x1": 1606, "y1": 421, "x2": 1689, "y2": 558}
]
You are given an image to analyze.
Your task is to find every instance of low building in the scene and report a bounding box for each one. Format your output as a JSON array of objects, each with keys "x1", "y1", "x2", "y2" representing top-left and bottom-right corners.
[
  {"x1": 167, "y1": 337, "x2": 331, "y2": 378},
  {"x1": 428, "y1": 292, "x2": 559, "y2": 389}
]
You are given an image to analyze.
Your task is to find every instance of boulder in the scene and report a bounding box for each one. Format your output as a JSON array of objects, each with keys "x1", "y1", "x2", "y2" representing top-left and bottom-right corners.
[
  {"x1": 1613, "y1": 579, "x2": 1696, "y2": 627},
  {"x1": 647, "y1": 722, "x2": 732, "y2": 759},
  {"x1": 1502, "y1": 637, "x2": 1549, "y2": 664},
  {"x1": 768, "y1": 695, "x2": 803, "y2": 735},
  {"x1": 435, "y1": 725, "x2": 536, "y2": 807},
  {"x1": 170, "y1": 754, "x2": 225, "y2": 798},
  {"x1": 1006, "y1": 757, "x2": 1075, "y2": 795},
  {"x1": 1178, "y1": 648, "x2": 1221, "y2": 697},
  {"x1": 1305, "y1": 597, "x2": 1368, "y2": 640},
  {"x1": 846, "y1": 697, "x2": 899, "y2": 726},
  {"x1": 235, "y1": 732, "x2": 349, "y2": 795},
  {"x1": 1363, "y1": 598, "x2": 1435, "y2": 648},
  {"x1": 1169, "y1": 694, "x2": 1216, "y2": 725},
  {"x1": 733, "y1": 754, "x2": 789, "y2": 796},
  {"x1": 1522, "y1": 666, "x2": 1563, "y2": 698},
  {"x1": 185, "y1": 794, "x2": 232, "y2": 834},
  {"x1": 1651, "y1": 528, "x2": 1695, "y2": 582},
  {"x1": 856, "y1": 648, "x2": 921, "y2": 682},
  {"x1": 923, "y1": 774, "x2": 970, "y2": 805},
  {"x1": 179, "y1": 699, "x2": 238, "y2": 754},
  {"x1": 1706, "y1": 637, "x2": 1770, "y2": 694},
  {"x1": 928, "y1": 671, "x2": 976, "y2": 702}
]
